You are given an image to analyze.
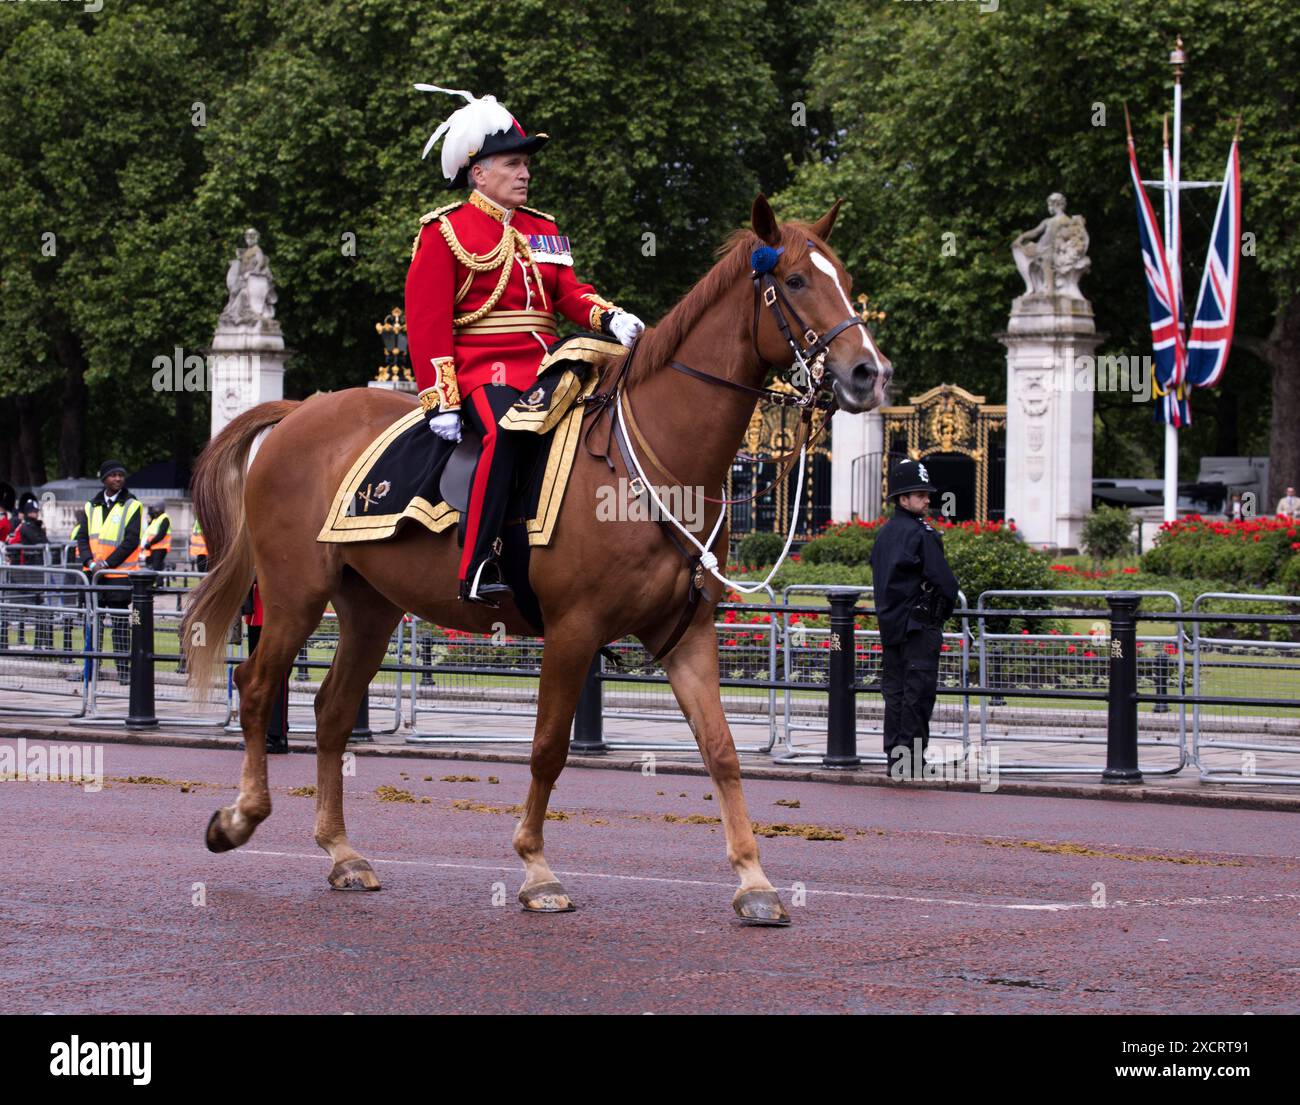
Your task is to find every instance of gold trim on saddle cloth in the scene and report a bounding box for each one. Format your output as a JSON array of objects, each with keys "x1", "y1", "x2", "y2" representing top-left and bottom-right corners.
[
  {"x1": 527, "y1": 370, "x2": 599, "y2": 546},
  {"x1": 315, "y1": 372, "x2": 600, "y2": 548},
  {"x1": 315, "y1": 408, "x2": 460, "y2": 543},
  {"x1": 454, "y1": 309, "x2": 558, "y2": 336}
]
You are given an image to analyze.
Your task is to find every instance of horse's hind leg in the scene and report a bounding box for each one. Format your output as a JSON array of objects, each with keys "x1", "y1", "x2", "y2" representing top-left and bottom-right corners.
[
  {"x1": 513, "y1": 624, "x2": 596, "y2": 912},
  {"x1": 661, "y1": 618, "x2": 789, "y2": 925},
  {"x1": 313, "y1": 573, "x2": 402, "y2": 891},
  {"x1": 206, "y1": 591, "x2": 327, "y2": 853}
]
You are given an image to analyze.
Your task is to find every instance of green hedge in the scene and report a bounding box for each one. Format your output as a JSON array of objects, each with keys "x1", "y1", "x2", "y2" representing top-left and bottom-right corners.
[
  {"x1": 1141, "y1": 515, "x2": 1300, "y2": 587},
  {"x1": 736, "y1": 531, "x2": 788, "y2": 569}
]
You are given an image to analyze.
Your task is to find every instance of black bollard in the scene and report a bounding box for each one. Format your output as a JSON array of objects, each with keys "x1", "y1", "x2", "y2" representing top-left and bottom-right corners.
[
  {"x1": 126, "y1": 571, "x2": 158, "y2": 729},
  {"x1": 570, "y1": 651, "x2": 608, "y2": 754},
  {"x1": 1102, "y1": 592, "x2": 1143, "y2": 785},
  {"x1": 1153, "y1": 648, "x2": 1170, "y2": 714},
  {"x1": 420, "y1": 635, "x2": 434, "y2": 686},
  {"x1": 348, "y1": 692, "x2": 373, "y2": 743},
  {"x1": 823, "y1": 588, "x2": 862, "y2": 769}
]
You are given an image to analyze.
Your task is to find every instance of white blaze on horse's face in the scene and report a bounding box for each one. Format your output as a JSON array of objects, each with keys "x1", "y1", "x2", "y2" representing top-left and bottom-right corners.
[{"x1": 808, "y1": 249, "x2": 892, "y2": 411}]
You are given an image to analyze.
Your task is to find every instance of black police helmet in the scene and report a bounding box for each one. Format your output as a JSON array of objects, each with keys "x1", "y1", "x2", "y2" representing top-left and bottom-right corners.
[{"x1": 889, "y1": 458, "x2": 939, "y2": 499}]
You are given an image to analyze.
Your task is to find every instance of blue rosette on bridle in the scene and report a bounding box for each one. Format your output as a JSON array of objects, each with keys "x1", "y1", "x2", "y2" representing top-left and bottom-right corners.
[{"x1": 751, "y1": 245, "x2": 784, "y2": 275}]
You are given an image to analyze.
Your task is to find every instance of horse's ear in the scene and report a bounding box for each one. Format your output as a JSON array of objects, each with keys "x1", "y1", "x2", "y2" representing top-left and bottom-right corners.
[
  {"x1": 811, "y1": 198, "x2": 843, "y2": 242},
  {"x1": 751, "y1": 194, "x2": 781, "y2": 246}
]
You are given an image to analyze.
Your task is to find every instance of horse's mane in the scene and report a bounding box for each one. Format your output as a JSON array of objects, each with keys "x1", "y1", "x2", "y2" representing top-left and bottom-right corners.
[{"x1": 622, "y1": 221, "x2": 818, "y2": 386}]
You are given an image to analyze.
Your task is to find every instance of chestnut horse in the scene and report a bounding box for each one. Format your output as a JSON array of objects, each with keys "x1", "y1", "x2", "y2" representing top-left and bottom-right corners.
[{"x1": 182, "y1": 194, "x2": 890, "y2": 924}]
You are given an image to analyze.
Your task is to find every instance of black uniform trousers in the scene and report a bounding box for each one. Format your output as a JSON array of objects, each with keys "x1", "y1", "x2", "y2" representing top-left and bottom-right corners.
[
  {"x1": 458, "y1": 384, "x2": 524, "y2": 583},
  {"x1": 880, "y1": 624, "x2": 942, "y2": 777}
]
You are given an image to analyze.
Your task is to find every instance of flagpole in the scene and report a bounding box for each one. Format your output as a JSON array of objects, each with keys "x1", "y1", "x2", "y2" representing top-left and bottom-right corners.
[{"x1": 1162, "y1": 36, "x2": 1187, "y2": 524}]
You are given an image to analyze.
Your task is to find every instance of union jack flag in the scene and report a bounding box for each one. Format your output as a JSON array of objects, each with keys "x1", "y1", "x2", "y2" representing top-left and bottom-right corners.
[
  {"x1": 1185, "y1": 141, "x2": 1241, "y2": 389},
  {"x1": 1127, "y1": 133, "x2": 1188, "y2": 426}
]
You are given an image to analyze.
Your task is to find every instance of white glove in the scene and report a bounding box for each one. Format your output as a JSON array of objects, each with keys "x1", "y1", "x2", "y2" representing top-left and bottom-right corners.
[
  {"x1": 609, "y1": 310, "x2": 645, "y2": 347},
  {"x1": 428, "y1": 411, "x2": 462, "y2": 442}
]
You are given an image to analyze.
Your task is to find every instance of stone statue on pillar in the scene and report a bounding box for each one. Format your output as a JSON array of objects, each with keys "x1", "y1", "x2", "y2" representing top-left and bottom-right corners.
[
  {"x1": 219, "y1": 228, "x2": 281, "y2": 332},
  {"x1": 1012, "y1": 193, "x2": 1091, "y2": 303},
  {"x1": 209, "y1": 227, "x2": 288, "y2": 440},
  {"x1": 1000, "y1": 194, "x2": 1101, "y2": 551}
]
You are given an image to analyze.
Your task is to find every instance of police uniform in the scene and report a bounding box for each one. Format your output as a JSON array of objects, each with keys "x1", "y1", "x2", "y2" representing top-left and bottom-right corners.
[
  {"x1": 869, "y1": 460, "x2": 959, "y2": 777},
  {"x1": 405, "y1": 85, "x2": 642, "y2": 605}
]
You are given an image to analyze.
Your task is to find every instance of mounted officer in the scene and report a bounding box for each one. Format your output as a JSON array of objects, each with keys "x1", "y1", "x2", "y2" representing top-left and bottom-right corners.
[
  {"x1": 405, "y1": 85, "x2": 644, "y2": 607},
  {"x1": 870, "y1": 459, "x2": 959, "y2": 779}
]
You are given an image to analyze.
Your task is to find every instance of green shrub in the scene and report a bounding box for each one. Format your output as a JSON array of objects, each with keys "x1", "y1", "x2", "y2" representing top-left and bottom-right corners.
[
  {"x1": 799, "y1": 520, "x2": 882, "y2": 565},
  {"x1": 1280, "y1": 555, "x2": 1300, "y2": 597},
  {"x1": 1081, "y1": 506, "x2": 1136, "y2": 561},
  {"x1": 736, "y1": 531, "x2": 787, "y2": 569},
  {"x1": 1141, "y1": 515, "x2": 1299, "y2": 586}
]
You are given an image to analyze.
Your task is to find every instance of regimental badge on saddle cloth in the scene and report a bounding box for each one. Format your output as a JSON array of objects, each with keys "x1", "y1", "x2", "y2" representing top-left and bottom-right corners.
[{"x1": 527, "y1": 233, "x2": 572, "y2": 266}]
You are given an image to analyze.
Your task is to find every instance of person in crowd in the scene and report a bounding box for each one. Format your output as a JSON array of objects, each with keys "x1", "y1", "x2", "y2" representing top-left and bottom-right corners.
[
  {"x1": 7, "y1": 494, "x2": 52, "y2": 650},
  {"x1": 73, "y1": 460, "x2": 142, "y2": 685},
  {"x1": 143, "y1": 500, "x2": 173, "y2": 571}
]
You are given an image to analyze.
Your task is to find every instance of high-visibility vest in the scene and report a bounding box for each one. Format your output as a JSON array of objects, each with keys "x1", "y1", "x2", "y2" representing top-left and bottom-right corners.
[
  {"x1": 84, "y1": 495, "x2": 143, "y2": 575},
  {"x1": 190, "y1": 518, "x2": 207, "y2": 559},
  {"x1": 145, "y1": 513, "x2": 172, "y2": 554}
]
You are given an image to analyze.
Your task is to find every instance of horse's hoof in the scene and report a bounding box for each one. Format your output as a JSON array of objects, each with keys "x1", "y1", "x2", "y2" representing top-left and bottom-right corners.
[
  {"x1": 733, "y1": 888, "x2": 791, "y2": 926},
  {"x1": 205, "y1": 809, "x2": 238, "y2": 853},
  {"x1": 519, "y1": 880, "x2": 575, "y2": 913},
  {"x1": 328, "y1": 858, "x2": 382, "y2": 891}
]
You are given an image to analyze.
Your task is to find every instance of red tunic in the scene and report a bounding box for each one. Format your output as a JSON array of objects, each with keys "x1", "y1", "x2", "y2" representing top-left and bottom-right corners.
[{"x1": 404, "y1": 191, "x2": 618, "y2": 412}]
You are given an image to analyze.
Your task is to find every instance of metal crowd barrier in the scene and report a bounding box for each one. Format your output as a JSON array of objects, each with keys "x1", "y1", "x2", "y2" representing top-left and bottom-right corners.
[
  {"x1": 404, "y1": 584, "x2": 780, "y2": 752},
  {"x1": 1191, "y1": 592, "x2": 1300, "y2": 785},
  {"x1": 0, "y1": 564, "x2": 92, "y2": 718},
  {"x1": 975, "y1": 589, "x2": 1188, "y2": 776},
  {"x1": 772, "y1": 584, "x2": 970, "y2": 765},
  {"x1": 1, "y1": 568, "x2": 1295, "y2": 787}
]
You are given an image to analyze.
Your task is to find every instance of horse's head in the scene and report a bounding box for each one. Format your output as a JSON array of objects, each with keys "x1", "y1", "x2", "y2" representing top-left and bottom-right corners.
[{"x1": 750, "y1": 194, "x2": 892, "y2": 412}]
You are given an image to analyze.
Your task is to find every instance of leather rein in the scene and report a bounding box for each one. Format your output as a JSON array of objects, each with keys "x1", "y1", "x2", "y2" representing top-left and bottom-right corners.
[{"x1": 582, "y1": 255, "x2": 869, "y2": 506}]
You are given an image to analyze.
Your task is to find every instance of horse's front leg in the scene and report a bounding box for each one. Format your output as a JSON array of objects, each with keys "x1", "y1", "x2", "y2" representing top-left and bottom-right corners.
[
  {"x1": 662, "y1": 616, "x2": 790, "y2": 925},
  {"x1": 513, "y1": 628, "x2": 596, "y2": 912}
]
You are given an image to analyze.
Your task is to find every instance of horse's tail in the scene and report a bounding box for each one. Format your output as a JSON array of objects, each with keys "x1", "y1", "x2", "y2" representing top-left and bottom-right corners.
[{"x1": 182, "y1": 400, "x2": 301, "y2": 697}]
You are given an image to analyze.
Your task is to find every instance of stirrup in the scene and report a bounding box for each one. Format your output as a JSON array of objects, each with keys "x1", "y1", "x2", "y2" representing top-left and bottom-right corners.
[{"x1": 459, "y1": 557, "x2": 513, "y2": 608}]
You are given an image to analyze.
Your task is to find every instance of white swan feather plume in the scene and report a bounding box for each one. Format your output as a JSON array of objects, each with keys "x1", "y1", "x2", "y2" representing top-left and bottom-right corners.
[{"x1": 414, "y1": 84, "x2": 517, "y2": 183}]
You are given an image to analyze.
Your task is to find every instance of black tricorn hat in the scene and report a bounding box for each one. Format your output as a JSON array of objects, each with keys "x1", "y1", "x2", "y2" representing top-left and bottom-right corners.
[
  {"x1": 415, "y1": 85, "x2": 549, "y2": 191},
  {"x1": 449, "y1": 128, "x2": 549, "y2": 190},
  {"x1": 889, "y1": 458, "x2": 939, "y2": 499}
]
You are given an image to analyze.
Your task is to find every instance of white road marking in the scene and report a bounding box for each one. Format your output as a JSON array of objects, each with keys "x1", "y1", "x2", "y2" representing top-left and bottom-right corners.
[{"x1": 239, "y1": 849, "x2": 1300, "y2": 913}]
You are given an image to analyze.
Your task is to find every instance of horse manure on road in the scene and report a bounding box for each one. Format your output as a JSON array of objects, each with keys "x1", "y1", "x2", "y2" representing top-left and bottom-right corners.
[
  {"x1": 752, "y1": 821, "x2": 846, "y2": 841},
  {"x1": 375, "y1": 785, "x2": 421, "y2": 803},
  {"x1": 774, "y1": 798, "x2": 801, "y2": 809},
  {"x1": 440, "y1": 774, "x2": 479, "y2": 782}
]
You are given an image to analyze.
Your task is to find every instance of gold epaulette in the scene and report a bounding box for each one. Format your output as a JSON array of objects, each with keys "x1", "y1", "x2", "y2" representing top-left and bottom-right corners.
[
  {"x1": 518, "y1": 204, "x2": 555, "y2": 222},
  {"x1": 411, "y1": 202, "x2": 463, "y2": 259}
]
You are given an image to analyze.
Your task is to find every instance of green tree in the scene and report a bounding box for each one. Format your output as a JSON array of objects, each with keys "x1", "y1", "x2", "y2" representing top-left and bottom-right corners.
[{"x1": 777, "y1": 0, "x2": 1297, "y2": 498}]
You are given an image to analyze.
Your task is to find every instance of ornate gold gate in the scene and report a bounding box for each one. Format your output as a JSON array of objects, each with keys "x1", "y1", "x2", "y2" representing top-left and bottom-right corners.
[
  {"x1": 725, "y1": 379, "x2": 834, "y2": 538},
  {"x1": 879, "y1": 384, "x2": 1006, "y2": 521}
]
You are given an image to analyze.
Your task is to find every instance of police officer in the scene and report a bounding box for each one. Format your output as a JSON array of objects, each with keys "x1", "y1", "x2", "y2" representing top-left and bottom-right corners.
[
  {"x1": 143, "y1": 501, "x2": 172, "y2": 571},
  {"x1": 870, "y1": 459, "x2": 959, "y2": 779}
]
